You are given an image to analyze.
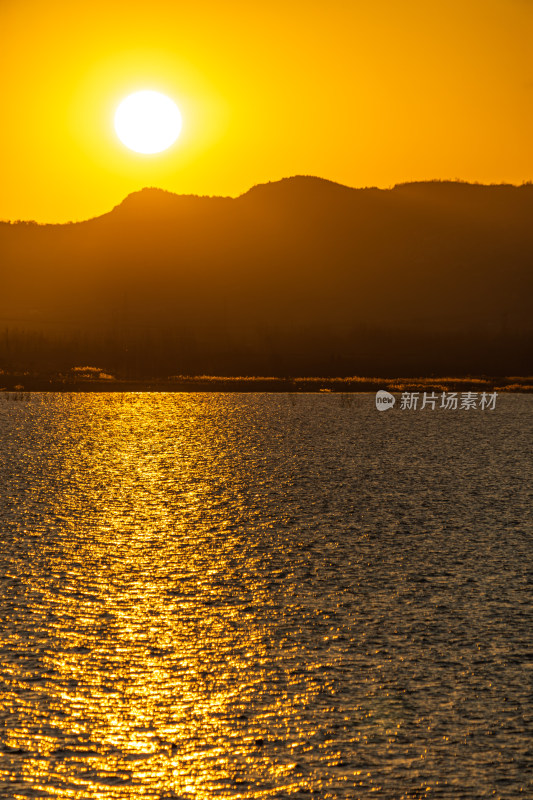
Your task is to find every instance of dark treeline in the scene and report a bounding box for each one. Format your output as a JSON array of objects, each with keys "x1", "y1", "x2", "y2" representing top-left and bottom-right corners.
[
  {"x1": 1, "y1": 177, "x2": 532, "y2": 377},
  {"x1": 0, "y1": 325, "x2": 528, "y2": 379}
]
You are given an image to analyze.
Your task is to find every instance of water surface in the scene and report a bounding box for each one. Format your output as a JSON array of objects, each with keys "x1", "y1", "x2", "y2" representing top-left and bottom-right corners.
[{"x1": 0, "y1": 393, "x2": 531, "y2": 799}]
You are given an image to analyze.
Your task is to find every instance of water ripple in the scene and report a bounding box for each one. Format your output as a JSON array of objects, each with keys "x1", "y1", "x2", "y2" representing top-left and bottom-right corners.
[{"x1": 0, "y1": 393, "x2": 531, "y2": 798}]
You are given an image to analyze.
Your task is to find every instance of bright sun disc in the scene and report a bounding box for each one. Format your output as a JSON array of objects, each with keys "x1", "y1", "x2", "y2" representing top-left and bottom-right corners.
[{"x1": 114, "y1": 91, "x2": 182, "y2": 154}]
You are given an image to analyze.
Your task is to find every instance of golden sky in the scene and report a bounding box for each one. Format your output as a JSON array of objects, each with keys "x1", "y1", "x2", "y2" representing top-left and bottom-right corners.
[{"x1": 1, "y1": 0, "x2": 532, "y2": 222}]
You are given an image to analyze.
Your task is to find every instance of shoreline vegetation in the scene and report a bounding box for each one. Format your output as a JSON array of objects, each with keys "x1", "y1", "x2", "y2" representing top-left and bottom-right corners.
[{"x1": 0, "y1": 373, "x2": 532, "y2": 394}]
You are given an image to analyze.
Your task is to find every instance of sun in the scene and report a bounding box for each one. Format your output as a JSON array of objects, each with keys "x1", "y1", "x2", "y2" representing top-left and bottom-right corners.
[{"x1": 114, "y1": 90, "x2": 182, "y2": 154}]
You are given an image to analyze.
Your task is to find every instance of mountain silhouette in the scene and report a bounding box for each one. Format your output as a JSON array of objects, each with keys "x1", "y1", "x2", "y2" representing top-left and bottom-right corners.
[{"x1": 1, "y1": 177, "x2": 531, "y2": 377}]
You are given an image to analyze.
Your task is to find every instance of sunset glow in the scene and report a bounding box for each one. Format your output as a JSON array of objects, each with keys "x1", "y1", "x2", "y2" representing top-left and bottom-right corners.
[
  {"x1": 1, "y1": 0, "x2": 532, "y2": 223},
  {"x1": 0, "y1": 3, "x2": 531, "y2": 797}
]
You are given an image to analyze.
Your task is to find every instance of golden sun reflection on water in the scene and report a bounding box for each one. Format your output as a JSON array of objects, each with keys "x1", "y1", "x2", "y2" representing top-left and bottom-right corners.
[
  {"x1": 0, "y1": 393, "x2": 531, "y2": 798},
  {"x1": 1, "y1": 395, "x2": 318, "y2": 798}
]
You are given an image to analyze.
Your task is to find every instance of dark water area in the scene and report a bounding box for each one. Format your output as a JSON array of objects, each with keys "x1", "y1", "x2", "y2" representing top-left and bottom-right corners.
[{"x1": 0, "y1": 393, "x2": 531, "y2": 799}]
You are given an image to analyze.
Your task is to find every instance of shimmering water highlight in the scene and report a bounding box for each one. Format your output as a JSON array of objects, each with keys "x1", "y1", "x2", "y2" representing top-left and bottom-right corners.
[{"x1": 0, "y1": 393, "x2": 531, "y2": 799}]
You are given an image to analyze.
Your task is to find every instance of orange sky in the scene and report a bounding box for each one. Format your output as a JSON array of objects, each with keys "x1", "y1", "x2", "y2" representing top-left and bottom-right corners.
[{"x1": 1, "y1": 0, "x2": 532, "y2": 222}]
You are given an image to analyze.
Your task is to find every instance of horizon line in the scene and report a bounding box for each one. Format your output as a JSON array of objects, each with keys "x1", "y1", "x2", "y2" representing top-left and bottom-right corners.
[{"x1": 3, "y1": 174, "x2": 533, "y2": 226}]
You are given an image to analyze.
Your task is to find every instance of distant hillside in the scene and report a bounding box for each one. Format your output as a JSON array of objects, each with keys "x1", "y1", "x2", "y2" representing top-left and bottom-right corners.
[{"x1": 1, "y1": 177, "x2": 532, "y2": 377}]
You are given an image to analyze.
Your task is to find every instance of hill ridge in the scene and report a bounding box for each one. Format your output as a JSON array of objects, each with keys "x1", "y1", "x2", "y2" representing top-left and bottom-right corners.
[
  {"x1": 4, "y1": 176, "x2": 533, "y2": 227},
  {"x1": 1, "y1": 176, "x2": 531, "y2": 376}
]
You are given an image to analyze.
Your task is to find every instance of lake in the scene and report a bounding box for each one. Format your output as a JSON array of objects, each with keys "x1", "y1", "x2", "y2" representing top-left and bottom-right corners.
[{"x1": 0, "y1": 393, "x2": 531, "y2": 799}]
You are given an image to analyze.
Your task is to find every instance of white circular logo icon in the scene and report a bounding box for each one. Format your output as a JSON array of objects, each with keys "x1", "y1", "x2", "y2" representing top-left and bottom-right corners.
[{"x1": 375, "y1": 390, "x2": 396, "y2": 411}]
